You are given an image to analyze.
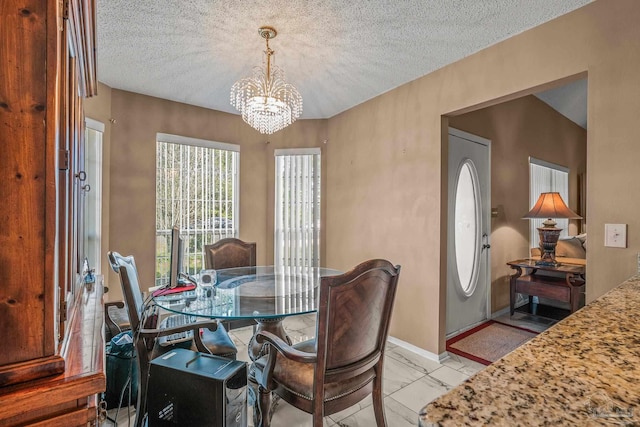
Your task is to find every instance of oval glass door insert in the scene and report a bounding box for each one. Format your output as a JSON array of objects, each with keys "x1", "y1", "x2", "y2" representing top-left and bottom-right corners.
[{"x1": 454, "y1": 160, "x2": 481, "y2": 296}]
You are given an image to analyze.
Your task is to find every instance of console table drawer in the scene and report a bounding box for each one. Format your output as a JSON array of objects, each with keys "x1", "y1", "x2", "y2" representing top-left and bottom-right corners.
[{"x1": 514, "y1": 277, "x2": 570, "y2": 302}]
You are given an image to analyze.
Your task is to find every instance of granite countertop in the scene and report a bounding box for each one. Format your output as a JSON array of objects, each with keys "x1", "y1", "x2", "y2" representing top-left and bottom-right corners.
[{"x1": 419, "y1": 275, "x2": 640, "y2": 426}]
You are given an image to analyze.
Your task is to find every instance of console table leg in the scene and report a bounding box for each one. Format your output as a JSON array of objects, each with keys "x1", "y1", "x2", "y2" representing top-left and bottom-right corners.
[
  {"x1": 509, "y1": 266, "x2": 523, "y2": 316},
  {"x1": 510, "y1": 277, "x2": 516, "y2": 316}
]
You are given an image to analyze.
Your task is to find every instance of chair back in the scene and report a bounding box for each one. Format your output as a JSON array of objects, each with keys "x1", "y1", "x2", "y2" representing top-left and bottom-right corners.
[
  {"x1": 204, "y1": 238, "x2": 256, "y2": 270},
  {"x1": 108, "y1": 251, "x2": 156, "y2": 427},
  {"x1": 316, "y1": 259, "x2": 400, "y2": 376},
  {"x1": 108, "y1": 251, "x2": 147, "y2": 335}
]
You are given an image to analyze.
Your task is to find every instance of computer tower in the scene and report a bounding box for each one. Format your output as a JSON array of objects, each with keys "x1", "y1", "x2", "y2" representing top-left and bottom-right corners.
[{"x1": 147, "y1": 348, "x2": 247, "y2": 427}]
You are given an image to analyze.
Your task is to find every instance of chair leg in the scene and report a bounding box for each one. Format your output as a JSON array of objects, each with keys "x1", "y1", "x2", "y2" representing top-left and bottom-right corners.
[
  {"x1": 313, "y1": 410, "x2": 324, "y2": 427},
  {"x1": 312, "y1": 399, "x2": 324, "y2": 427},
  {"x1": 256, "y1": 386, "x2": 272, "y2": 427},
  {"x1": 135, "y1": 362, "x2": 149, "y2": 427},
  {"x1": 372, "y1": 376, "x2": 387, "y2": 427}
]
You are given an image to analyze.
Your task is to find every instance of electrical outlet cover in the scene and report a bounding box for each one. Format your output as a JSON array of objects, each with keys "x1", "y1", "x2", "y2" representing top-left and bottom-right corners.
[{"x1": 604, "y1": 223, "x2": 627, "y2": 248}]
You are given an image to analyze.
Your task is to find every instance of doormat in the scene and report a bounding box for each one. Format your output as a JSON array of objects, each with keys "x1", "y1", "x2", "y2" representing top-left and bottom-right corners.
[{"x1": 446, "y1": 321, "x2": 538, "y2": 366}]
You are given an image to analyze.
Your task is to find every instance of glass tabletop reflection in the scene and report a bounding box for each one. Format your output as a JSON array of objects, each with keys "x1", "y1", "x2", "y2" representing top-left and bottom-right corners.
[{"x1": 152, "y1": 265, "x2": 342, "y2": 320}]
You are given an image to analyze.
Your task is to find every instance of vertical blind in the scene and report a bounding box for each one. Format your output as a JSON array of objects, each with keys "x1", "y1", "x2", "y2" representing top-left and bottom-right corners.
[
  {"x1": 275, "y1": 148, "x2": 321, "y2": 272},
  {"x1": 84, "y1": 118, "x2": 104, "y2": 274},
  {"x1": 529, "y1": 157, "x2": 569, "y2": 247},
  {"x1": 156, "y1": 133, "x2": 239, "y2": 286}
]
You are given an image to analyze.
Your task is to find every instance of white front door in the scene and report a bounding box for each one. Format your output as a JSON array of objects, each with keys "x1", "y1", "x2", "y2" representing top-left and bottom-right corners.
[{"x1": 446, "y1": 128, "x2": 491, "y2": 337}]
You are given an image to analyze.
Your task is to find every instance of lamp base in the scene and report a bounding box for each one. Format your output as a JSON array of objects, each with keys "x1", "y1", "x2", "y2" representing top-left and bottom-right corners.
[
  {"x1": 535, "y1": 258, "x2": 559, "y2": 267},
  {"x1": 535, "y1": 226, "x2": 562, "y2": 267}
]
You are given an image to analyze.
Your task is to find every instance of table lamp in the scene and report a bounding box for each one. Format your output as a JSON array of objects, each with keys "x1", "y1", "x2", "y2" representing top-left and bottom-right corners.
[{"x1": 523, "y1": 192, "x2": 582, "y2": 266}]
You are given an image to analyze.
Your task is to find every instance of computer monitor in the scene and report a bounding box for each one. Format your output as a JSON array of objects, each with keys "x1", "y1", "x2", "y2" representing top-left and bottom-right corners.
[{"x1": 169, "y1": 226, "x2": 184, "y2": 289}]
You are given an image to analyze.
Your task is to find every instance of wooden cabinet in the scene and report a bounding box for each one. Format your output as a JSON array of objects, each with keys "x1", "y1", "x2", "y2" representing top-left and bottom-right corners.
[{"x1": 0, "y1": 0, "x2": 104, "y2": 425}]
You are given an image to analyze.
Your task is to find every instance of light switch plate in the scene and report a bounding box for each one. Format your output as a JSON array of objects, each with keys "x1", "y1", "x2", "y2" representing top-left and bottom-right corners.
[{"x1": 604, "y1": 223, "x2": 627, "y2": 248}]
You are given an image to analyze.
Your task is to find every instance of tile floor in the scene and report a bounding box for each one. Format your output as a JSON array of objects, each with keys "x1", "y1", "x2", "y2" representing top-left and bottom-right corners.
[{"x1": 105, "y1": 311, "x2": 552, "y2": 426}]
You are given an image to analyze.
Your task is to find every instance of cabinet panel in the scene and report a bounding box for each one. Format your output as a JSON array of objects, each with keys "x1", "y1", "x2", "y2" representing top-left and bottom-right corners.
[{"x1": 0, "y1": 0, "x2": 56, "y2": 368}]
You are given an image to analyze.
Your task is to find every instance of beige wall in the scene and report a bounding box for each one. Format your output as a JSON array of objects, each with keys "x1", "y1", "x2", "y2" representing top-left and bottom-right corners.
[
  {"x1": 86, "y1": 89, "x2": 327, "y2": 299},
  {"x1": 327, "y1": 0, "x2": 640, "y2": 355},
  {"x1": 89, "y1": 0, "x2": 640, "y2": 356},
  {"x1": 449, "y1": 95, "x2": 587, "y2": 312}
]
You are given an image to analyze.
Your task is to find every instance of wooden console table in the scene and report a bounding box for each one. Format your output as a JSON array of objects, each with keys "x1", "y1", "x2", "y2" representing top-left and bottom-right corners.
[{"x1": 507, "y1": 259, "x2": 585, "y2": 316}]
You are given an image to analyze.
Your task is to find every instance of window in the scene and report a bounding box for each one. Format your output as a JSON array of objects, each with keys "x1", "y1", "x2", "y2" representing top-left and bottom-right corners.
[
  {"x1": 84, "y1": 118, "x2": 104, "y2": 274},
  {"x1": 529, "y1": 157, "x2": 569, "y2": 246},
  {"x1": 156, "y1": 133, "x2": 239, "y2": 286},
  {"x1": 275, "y1": 148, "x2": 321, "y2": 270}
]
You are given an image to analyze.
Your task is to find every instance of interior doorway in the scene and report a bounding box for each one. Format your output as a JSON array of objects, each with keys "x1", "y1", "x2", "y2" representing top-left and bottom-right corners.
[{"x1": 443, "y1": 75, "x2": 588, "y2": 352}]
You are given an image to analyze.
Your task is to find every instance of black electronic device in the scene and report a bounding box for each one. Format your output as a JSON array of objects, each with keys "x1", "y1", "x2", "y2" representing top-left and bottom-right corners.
[
  {"x1": 168, "y1": 226, "x2": 189, "y2": 289},
  {"x1": 168, "y1": 226, "x2": 181, "y2": 289},
  {"x1": 147, "y1": 348, "x2": 247, "y2": 427}
]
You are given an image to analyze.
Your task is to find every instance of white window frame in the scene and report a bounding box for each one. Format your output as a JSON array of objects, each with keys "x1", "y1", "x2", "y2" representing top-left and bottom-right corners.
[
  {"x1": 155, "y1": 133, "x2": 240, "y2": 286},
  {"x1": 529, "y1": 157, "x2": 570, "y2": 247},
  {"x1": 84, "y1": 118, "x2": 104, "y2": 274},
  {"x1": 275, "y1": 148, "x2": 321, "y2": 270}
]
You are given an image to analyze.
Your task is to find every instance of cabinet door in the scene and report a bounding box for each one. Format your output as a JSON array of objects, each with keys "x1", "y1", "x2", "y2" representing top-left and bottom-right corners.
[
  {"x1": 0, "y1": 0, "x2": 64, "y2": 384},
  {"x1": 0, "y1": 0, "x2": 97, "y2": 387}
]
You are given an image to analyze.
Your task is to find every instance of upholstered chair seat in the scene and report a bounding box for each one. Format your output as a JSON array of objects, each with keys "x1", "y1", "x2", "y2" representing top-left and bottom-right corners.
[
  {"x1": 150, "y1": 322, "x2": 237, "y2": 360},
  {"x1": 254, "y1": 339, "x2": 377, "y2": 413}
]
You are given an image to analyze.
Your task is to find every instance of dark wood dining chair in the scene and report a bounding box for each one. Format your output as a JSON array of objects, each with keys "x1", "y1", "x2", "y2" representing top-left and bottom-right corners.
[
  {"x1": 204, "y1": 237, "x2": 257, "y2": 270},
  {"x1": 253, "y1": 259, "x2": 401, "y2": 427},
  {"x1": 108, "y1": 251, "x2": 237, "y2": 427},
  {"x1": 204, "y1": 238, "x2": 257, "y2": 330}
]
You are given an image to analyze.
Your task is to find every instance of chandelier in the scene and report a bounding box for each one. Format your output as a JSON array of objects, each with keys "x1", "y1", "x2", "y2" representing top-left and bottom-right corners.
[{"x1": 230, "y1": 26, "x2": 303, "y2": 135}]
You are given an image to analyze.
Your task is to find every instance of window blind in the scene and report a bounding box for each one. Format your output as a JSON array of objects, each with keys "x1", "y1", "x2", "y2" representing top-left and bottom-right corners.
[
  {"x1": 275, "y1": 148, "x2": 321, "y2": 271},
  {"x1": 529, "y1": 157, "x2": 569, "y2": 247},
  {"x1": 156, "y1": 134, "x2": 239, "y2": 286}
]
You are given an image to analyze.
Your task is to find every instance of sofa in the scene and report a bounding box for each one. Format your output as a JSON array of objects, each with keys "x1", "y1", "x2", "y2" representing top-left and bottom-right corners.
[{"x1": 531, "y1": 233, "x2": 586, "y2": 266}]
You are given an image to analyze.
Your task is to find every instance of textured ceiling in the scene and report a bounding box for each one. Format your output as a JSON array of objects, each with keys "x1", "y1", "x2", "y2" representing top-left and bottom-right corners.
[{"x1": 96, "y1": 0, "x2": 591, "y2": 120}]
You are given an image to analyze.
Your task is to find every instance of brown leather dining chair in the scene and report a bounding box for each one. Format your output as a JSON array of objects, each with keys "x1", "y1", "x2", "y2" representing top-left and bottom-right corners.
[
  {"x1": 204, "y1": 237, "x2": 257, "y2": 270},
  {"x1": 108, "y1": 251, "x2": 237, "y2": 427},
  {"x1": 204, "y1": 237, "x2": 257, "y2": 330},
  {"x1": 253, "y1": 259, "x2": 401, "y2": 427}
]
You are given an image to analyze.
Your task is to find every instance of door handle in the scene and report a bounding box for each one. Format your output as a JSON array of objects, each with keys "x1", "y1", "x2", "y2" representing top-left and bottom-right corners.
[{"x1": 482, "y1": 233, "x2": 490, "y2": 250}]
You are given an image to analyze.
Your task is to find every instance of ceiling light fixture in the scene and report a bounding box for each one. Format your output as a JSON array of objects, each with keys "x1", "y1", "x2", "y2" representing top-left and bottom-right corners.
[{"x1": 230, "y1": 26, "x2": 303, "y2": 135}]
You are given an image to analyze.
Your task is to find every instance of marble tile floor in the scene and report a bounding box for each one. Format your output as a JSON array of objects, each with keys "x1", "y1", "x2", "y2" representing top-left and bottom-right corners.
[{"x1": 104, "y1": 314, "x2": 489, "y2": 426}]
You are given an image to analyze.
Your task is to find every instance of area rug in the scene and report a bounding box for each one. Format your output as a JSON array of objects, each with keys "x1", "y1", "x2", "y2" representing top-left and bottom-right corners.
[{"x1": 446, "y1": 321, "x2": 538, "y2": 365}]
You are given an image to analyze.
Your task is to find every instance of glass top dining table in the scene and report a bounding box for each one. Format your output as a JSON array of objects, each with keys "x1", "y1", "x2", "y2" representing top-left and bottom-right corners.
[{"x1": 152, "y1": 265, "x2": 342, "y2": 360}]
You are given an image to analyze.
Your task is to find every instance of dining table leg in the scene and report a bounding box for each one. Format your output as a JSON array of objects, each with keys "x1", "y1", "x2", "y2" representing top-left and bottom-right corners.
[
  {"x1": 247, "y1": 317, "x2": 290, "y2": 426},
  {"x1": 248, "y1": 316, "x2": 292, "y2": 361}
]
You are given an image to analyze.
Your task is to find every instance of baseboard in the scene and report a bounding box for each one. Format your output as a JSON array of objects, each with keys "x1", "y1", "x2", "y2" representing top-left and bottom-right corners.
[{"x1": 387, "y1": 336, "x2": 449, "y2": 363}]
